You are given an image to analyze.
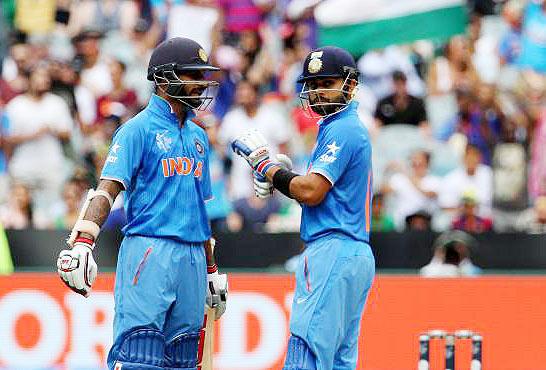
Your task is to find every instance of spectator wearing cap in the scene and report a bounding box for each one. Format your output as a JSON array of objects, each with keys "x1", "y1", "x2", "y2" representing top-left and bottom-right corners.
[
  {"x1": 451, "y1": 190, "x2": 493, "y2": 233},
  {"x1": 374, "y1": 70, "x2": 429, "y2": 130},
  {"x1": 420, "y1": 230, "x2": 481, "y2": 277},
  {"x1": 72, "y1": 28, "x2": 113, "y2": 98},
  {"x1": 405, "y1": 210, "x2": 433, "y2": 231}
]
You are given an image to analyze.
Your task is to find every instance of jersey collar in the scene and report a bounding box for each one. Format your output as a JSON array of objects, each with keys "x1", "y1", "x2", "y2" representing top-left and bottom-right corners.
[
  {"x1": 319, "y1": 101, "x2": 359, "y2": 126},
  {"x1": 148, "y1": 94, "x2": 196, "y2": 126}
]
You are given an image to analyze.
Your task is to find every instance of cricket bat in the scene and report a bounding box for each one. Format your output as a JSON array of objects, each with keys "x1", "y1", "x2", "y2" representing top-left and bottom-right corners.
[{"x1": 197, "y1": 306, "x2": 216, "y2": 370}]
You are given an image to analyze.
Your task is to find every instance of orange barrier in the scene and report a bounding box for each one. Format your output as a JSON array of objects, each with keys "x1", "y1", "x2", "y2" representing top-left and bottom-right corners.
[{"x1": 1, "y1": 273, "x2": 545, "y2": 369}]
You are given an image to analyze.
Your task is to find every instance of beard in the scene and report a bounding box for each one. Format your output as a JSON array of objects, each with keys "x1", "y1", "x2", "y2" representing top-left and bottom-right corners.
[{"x1": 309, "y1": 92, "x2": 347, "y2": 116}]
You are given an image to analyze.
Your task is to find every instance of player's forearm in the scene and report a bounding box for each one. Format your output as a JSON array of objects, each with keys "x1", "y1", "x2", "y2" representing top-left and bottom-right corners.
[
  {"x1": 204, "y1": 238, "x2": 216, "y2": 268},
  {"x1": 78, "y1": 180, "x2": 123, "y2": 241},
  {"x1": 266, "y1": 167, "x2": 324, "y2": 206}
]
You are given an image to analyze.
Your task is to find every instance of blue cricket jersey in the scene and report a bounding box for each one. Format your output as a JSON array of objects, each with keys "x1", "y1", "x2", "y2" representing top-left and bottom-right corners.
[
  {"x1": 300, "y1": 102, "x2": 373, "y2": 243},
  {"x1": 101, "y1": 94, "x2": 212, "y2": 243}
]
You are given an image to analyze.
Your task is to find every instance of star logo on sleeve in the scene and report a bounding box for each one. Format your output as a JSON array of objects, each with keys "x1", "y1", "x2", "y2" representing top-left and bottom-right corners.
[
  {"x1": 326, "y1": 141, "x2": 340, "y2": 155},
  {"x1": 320, "y1": 141, "x2": 340, "y2": 164},
  {"x1": 111, "y1": 143, "x2": 121, "y2": 153}
]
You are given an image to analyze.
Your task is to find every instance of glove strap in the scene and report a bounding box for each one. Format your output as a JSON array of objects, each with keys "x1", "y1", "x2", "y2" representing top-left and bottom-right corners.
[{"x1": 255, "y1": 159, "x2": 278, "y2": 177}]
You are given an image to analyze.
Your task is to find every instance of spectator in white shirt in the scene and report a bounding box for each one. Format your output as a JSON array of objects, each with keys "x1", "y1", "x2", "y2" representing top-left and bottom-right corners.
[
  {"x1": 438, "y1": 143, "x2": 493, "y2": 217},
  {"x1": 5, "y1": 65, "x2": 73, "y2": 211},
  {"x1": 381, "y1": 150, "x2": 441, "y2": 229},
  {"x1": 219, "y1": 79, "x2": 292, "y2": 200}
]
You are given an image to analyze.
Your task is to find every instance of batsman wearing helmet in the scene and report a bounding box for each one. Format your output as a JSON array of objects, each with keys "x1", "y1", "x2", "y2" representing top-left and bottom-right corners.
[
  {"x1": 56, "y1": 37, "x2": 228, "y2": 370},
  {"x1": 232, "y1": 46, "x2": 375, "y2": 369}
]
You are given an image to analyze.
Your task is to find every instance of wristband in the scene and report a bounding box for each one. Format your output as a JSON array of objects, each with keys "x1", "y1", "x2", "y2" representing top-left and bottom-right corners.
[
  {"x1": 255, "y1": 159, "x2": 278, "y2": 177},
  {"x1": 74, "y1": 237, "x2": 95, "y2": 247},
  {"x1": 273, "y1": 168, "x2": 298, "y2": 198},
  {"x1": 207, "y1": 264, "x2": 218, "y2": 273}
]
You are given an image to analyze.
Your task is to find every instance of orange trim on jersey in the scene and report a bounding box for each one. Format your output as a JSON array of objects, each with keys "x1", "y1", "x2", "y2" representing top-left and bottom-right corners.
[{"x1": 365, "y1": 171, "x2": 372, "y2": 233}]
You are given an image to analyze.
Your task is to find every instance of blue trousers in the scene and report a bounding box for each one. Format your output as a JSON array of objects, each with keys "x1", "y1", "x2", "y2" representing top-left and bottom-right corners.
[
  {"x1": 107, "y1": 235, "x2": 206, "y2": 369},
  {"x1": 288, "y1": 235, "x2": 375, "y2": 370}
]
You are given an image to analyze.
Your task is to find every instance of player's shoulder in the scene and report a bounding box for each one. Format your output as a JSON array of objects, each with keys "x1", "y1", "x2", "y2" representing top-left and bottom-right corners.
[
  {"x1": 328, "y1": 112, "x2": 369, "y2": 141},
  {"x1": 112, "y1": 110, "x2": 150, "y2": 138},
  {"x1": 188, "y1": 118, "x2": 210, "y2": 143}
]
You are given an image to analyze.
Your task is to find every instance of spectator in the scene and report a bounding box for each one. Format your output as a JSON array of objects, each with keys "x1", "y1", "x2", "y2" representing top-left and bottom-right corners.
[
  {"x1": 439, "y1": 144, "x2": 493, "y2": 218},
  {"x1": 5, "y1": 65, "x2": 73, "y2": 210},
  {"x1": 529, "y1": 90, "x2": 546, "y2": 199},
  {"x1": 420, "y1": 230, "x2": 481, "y2": 277},
  {"x1": 515, "y1": 195, "x2": 546, "y2": 233},
  {"x1": 94, "y1": 59, "x2": 139, "y2": 140},
  {"x1": 381, "y1": 150, "x2": 441, "y2": 229},
  {"x1": 499, "y1": 0, "x2": 524, "y2": 66},
  {"x1": 217, "y1": 0, "x2": 265, "y2": 38},
  {"x1": 2, "y1": 41, "x2": 32, "y2": 94},
  {"x1": 371, "y1": 192, "x2": 395, "y2": 232},
  {"x1": 68, "y1": 0, "x2": 139, "y2": 37},
  {"x1": 374, "y1": 70, "x2": 428, "y2": 130},
  {"x1": 452, "y1": 190, "x2": 493, "y2": 233},
  {"x1": 219, "y1": 79, "x2": 291, "y2": 200},
  {"x1": 0, "y1": 182, "x2": 33, "y2": 229},
  {"x1": 438, "y1": 86, "x2": 501, "y2": 165},
  {"x1": 516, "y1": 0, "x2": 546, "y2": 74},
  {"x1": 72, "y1": 29, "x2": 113, "y2": 98},
  {"x1": 405, "y1": 210, "x2": 433, "y2": 232},
  {"x1": 427, "y1": 35, "x2": 479, "y2": 96},
  {"x1": 52, "y1": 179, "x2": 83, "y2": 230},
  {"x1": 229, "y1": 195, "x2": 281, "y2": 232}
]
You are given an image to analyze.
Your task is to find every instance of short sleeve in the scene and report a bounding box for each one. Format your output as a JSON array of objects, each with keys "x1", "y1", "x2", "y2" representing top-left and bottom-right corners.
[
  {"x1": 100, "y1": 123, "x2": 145, "y2": 190},
  {"x1": 310, "y1": 126, "x2": 360, "y2": 185}
]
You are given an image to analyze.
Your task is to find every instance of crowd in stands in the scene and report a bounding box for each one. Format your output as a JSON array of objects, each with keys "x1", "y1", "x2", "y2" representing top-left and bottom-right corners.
[{"x1": 0, "y1": 0, "x2": 545, "y2": 237}]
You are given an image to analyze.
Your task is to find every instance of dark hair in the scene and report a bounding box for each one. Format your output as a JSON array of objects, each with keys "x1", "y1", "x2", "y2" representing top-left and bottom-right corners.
[{"x1": 392, "y1": 70, "x2": 407, "y2": 82}]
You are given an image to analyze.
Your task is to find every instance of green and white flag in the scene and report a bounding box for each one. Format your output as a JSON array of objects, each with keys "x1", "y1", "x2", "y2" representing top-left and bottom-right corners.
[{"x1": 316, "y1": 0, "x2": 468, "y2": 56}]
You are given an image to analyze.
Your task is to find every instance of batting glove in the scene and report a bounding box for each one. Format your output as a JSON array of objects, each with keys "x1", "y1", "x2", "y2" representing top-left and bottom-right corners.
[
  {"x1": 253, "y1": 154, "x2": 293, "y2": 198},
  {"x1": 57, "y1": 238, "x2": 97, "y2": 298},
  {"x1": 231, "y1": 129, "x2": 277, "y2": 177},
  {"x1": 206, "y1": 264, "x2": 228, "y2": 320}
]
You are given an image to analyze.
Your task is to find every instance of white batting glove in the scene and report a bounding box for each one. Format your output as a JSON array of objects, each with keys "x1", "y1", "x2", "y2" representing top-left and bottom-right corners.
[
  {"x1": 231, "y1": 129, "x2": 276, "y2": 177},
  {"x1": 57, "y1": 239, "x2": 97, "y2": 298},
  {"x1": 253, "y1": 154, "x2": 293, "y2": 199},
  {"x1": 206, "y1": 264, "x2": 228, "y2": 320}
]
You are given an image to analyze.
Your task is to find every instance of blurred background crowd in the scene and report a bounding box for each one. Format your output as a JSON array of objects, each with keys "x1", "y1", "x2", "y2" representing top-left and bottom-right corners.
[{"x1": 0, "y1": 0, "x2": 545, "y2": 245}]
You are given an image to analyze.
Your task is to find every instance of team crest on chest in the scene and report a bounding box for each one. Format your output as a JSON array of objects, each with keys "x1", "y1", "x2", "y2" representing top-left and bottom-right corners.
[
  {"x1": 194, "y1": 138, "x2": 205, "y2": 156},
  {"x1": 156, "y1": 130, "x2": 172, "y2": 152}
]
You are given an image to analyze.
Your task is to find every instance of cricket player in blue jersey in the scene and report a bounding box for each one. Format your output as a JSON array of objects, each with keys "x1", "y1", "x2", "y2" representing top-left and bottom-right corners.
[
  {"x1": 232, "y1": 46, "x2": 375, "y2": 370},
  {"x1": 56, "y1": 37, "x2": 228, "y2": 370}
]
